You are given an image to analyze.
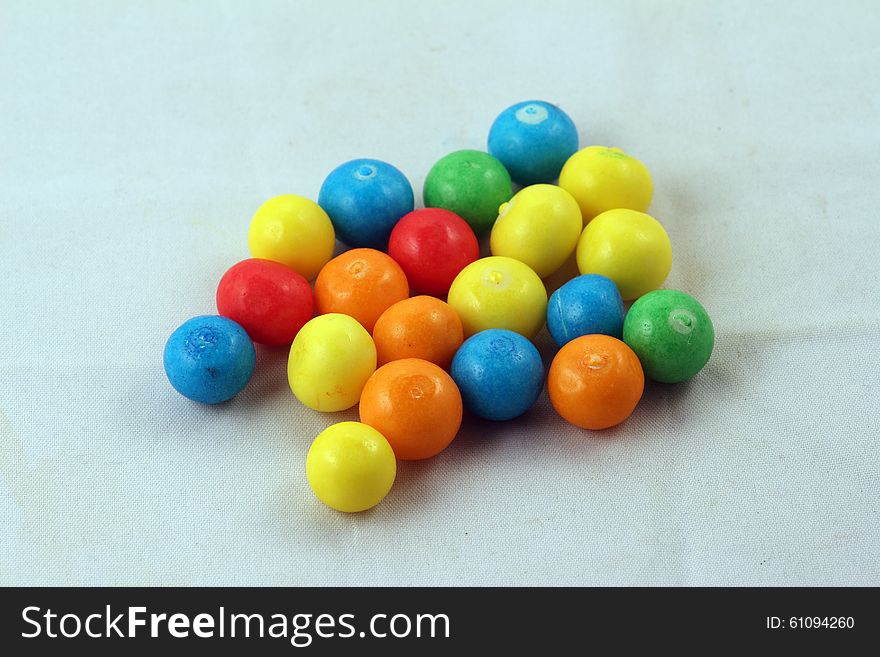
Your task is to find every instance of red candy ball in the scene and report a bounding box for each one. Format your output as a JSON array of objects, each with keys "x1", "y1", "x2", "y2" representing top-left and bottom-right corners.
[
  {"x1": 388, "y1": 208, "x2": 479, "y2": 297},
  {"x1": 216, "y1": 258, "x2": 314, "y2": 346}
]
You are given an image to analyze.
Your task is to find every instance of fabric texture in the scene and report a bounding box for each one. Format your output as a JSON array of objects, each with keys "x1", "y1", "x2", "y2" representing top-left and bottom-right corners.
[{"x1": 1, "y1": 0, "x2": 878, "y2": 586}]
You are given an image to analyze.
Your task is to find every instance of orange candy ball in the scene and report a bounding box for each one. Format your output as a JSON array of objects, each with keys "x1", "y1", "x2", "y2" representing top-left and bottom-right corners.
[
  {"x1": 548, "y1": 334, "x2": 644, "y2": 430},
  {"x1": 372, "y1": 296, "x2": 464, "y2": 370},
  {"x1": 359, "y1": 358, "x2": 463, "y2": 460},
  {"x1": 314, "y1": 248, "x2": 409, "y2": 332}
]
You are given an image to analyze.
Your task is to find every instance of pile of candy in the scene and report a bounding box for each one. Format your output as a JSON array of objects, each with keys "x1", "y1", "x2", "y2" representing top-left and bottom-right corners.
[{"x1": 164, "y1": 100, "x2": 715, "y2": 513}]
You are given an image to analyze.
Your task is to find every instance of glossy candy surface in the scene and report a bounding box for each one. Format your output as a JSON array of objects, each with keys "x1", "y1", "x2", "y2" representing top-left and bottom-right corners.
[
  {"x1": 314, "y1": 248, "x2": 409, "y2": 332},
  {"x1": 372, "y1": 296, "x2": 463, "y2": 370},
  {"x1": 447, "y1": 256, "x2": 547, "y2": 339},
  {"x1": 306, "y1": 422, "x2": 396, "y2": 512},
  {"x1": 216, "y1": 258, "x2": 314, "y2": 346},
  {"x1": 490, "y1": 184, "x2": 582, "y2": 278},
  {"x1": 388, "y1": 208, "x2": 479, "y2": 297},
  {"x1": 487, "y1": 100, "x2": 578, "y2": 185},
  {"x1": 623, "y1": 289, "x2": 714, "y2": 383},
  {"x1": 164, "y1": 315, "x2": 256, "y2": 404},
  {"x1": 359, "y1": 358, "x2": 463, "y2": 460},
  {"x1": 548, "y1": 334, "x2": 644, "y2": 430},
  {"x1": 318, "y1": 158, "x2": 414, "y2": 249},
  {"x1": 576, "y1": 209, "x2": 672, "y2": 300},
  {"x1": 423, "y1": 150, "x2": 513, "y2": 235},
  {"x1": 451, "y1": 329, "x2": 544, "y2": 421},
  {"x1": 559, "y1": 146, "x2": 653, "y2": 223},
  {"x1": 547, "y1": 274, "x2": 625, "y2": 347},
  {"x1": 247, "y1": 194, "x2": 335, "y2": 280},
  {"x1": 288, "y1": 314, "x2": 377, "y2": 411}
]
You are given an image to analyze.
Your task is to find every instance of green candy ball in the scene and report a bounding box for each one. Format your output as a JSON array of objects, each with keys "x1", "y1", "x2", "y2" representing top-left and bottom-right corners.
[
  {"x1": 623, "y1": 289, "x2": 714, "y2": 383},
  {"x1": 423, "y1": 150, "x2": 513, "y2": 235}
]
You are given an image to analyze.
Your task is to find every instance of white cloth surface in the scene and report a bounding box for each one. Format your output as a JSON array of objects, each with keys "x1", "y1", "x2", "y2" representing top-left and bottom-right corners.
[{"x1": 1, "y1": 0, "x2": 878, "y2": 586}]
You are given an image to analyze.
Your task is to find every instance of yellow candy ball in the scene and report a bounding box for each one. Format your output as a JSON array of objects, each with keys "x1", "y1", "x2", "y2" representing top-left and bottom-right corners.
[
  {"x1": 288, "y1": 314, "x2": 377, "y2": 411},
  {"x1": 306, "y1": 422, "x2": 396, "y2": 513},
  {"x1": 447, "y1": 256, "x2": 547, "y2": 338},
  {"x1": 576, "y1": 209, "x2": 672, "y2": 300},
  {"x1": 490, "y1": 184, "x2": 582, "y2": 278},
  {"x1": 248, "y1": 194, "x2": 335, "y2": 280},
  {"x1": 558, "y1": 146, "x2": 653, "y2": 222}
]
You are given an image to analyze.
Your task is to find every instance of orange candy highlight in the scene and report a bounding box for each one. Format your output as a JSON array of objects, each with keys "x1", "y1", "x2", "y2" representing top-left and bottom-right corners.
[
  {"x1": 314, "y1": 248, "x2": 409, "y2": 332},
  {"x1": 548, "y1": 334, "x2": 644, "y2": 430},
  {"x1": 372, "y1": 296, "x2": 464, "y2": 370},
  {"x1": 359, "y1": 358, "x2": 463, "y2": 460}
]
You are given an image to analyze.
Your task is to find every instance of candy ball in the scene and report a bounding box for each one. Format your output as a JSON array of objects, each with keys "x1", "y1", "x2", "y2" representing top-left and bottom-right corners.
[
  {"x1": 306, "y1": 422, "x2": 396, "y2": 512},
  {"x1": 576, "y1": 209, "x2": 672, "y2": 300},
  {"x1": 317, "y1": 158, "x2": 414, "y2": 250},
  {"x1": 490, "y1": 184, "x2": 582, "y2": 278},
  {"x1": 314, "y1": 248, "x2": 409, "y2": 332},
  {"x1": 548, "y1": 334, "x2": 644, "y2": 430},
  {"x1": 388, "y1": 208, "x2": 479, "y2": 297},
  {"x1": 559, "y1": 146, "x2": 653, "y2": 222},
  {"x1": 547, "y1": 274, "x2": 625, "y2": 347},
  {"x1": 372, "y1": 296, "x2": 463, "y2": 370},
  {"x1": 215, "y1": 258, "x2": 314, "y2": 346},
  {"x1": 423, "y1": 150, "x2": 512, "y2": 235},
  {"x1": 447, "y1": 256, "x2": 547, "y2": 338},
  {"x1": 248, "y1": 194, "x2": 335, "y2": 280},
  {"x1": 164, "y1": 315, "x2": 256, "y2": 404},
  {"x1": 623, "y1": 289, "x2": 714, "y2": 383},
  {"x1": 359, "y1": 358, "x2": 463, "y2": 460},
  {"x1": 487, "y1": 100, "x2": 579, "y2": 185},
  {"x1": 451, "y1": 329, "x2": 544, "y2": 421},
  {"x1": 288, "y1": 314, "x2": 377, "y2": 411}
]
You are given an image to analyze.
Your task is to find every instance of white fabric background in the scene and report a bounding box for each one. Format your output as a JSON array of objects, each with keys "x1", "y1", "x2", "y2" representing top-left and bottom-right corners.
[{"x1": 1, "y1": 0, "x2": 878, "y2": 586}]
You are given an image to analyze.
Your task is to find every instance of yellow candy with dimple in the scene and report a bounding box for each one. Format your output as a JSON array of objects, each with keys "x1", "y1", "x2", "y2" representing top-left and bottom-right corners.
[
  {"x1": 288, "y1": 314, "x2": 377, "y2": 411},
  {"x1": 248, "y1": 194, "x2": 335, "y2": 280},
  {"x1": 576, "y1": 209, "x2": 672, "y2": 301},
  {"x1": 490, "y1": 184, "x2": 582, "y2": 278},
  {"x1": 559, "y1": 146, "x2": 653, "y2": 223},
  {"x1": 447, "y1": 256, "x2": 547, "y2": 339},
  {"x1": 306, "y1": 422, "x2": 396, "y2": 513}
]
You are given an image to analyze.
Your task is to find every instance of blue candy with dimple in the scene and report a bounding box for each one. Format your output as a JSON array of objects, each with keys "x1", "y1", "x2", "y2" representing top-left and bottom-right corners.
[
  {"x1": 451, "y1": 329, "x2": 544, "y2": 421},
  {"x1": 318, "y1": 158, "x2": 414, "y2": 249},
  {"x1": 488, "y1": 100, "x2": 579, "y2": 185},
  {"x1": 164, "y1": 315, "x2": 256, "y2": 404},
  {"x1": 547, "y1": 274, "x2": 625, "y2": 348}
]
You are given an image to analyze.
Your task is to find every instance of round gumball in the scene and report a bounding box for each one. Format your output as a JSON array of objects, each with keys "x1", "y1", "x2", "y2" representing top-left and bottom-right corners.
[
  {"x1": 288, "y1": 314, "x2": 377, "y2": 411},
  {"x1": 423, "y1": 150, "x2": 512, "y2": 235},
  {"x1": 623, "y1": 289, "x2": 714, "y2": 383},
  {"x1": 318, "y1": 158, "x2": 414, "y2": 249},
  {"x1": 559, "y1": 146, "x2": 653, "y2": 223},
  {"x1": 248, "y1": 194, "x2": 335, "y2": 280},
  {"x1": 388, "y1": 208, "x2": 479, "y2": 297},
  {"x1": 216, "y1": 258, "x2": 314, "y2": 346},
  {"x1": 547, "y1": 274, "x2": 625, "y2": 347},
  {"x1": 306, "y1": 422, "x2": 396, "y2": 512},
  {"x1": 372, "y1": 296, "x2": 463, "y2": 369},
  {"x1": 359, "y1": 358, "x2": 463, "y2": 460},
  {"x1": 447, "y1": 256, "x2": 547, "y2": 338},
  {"x1": 548, "y1": 334, "x2": 644, "y2": 430},
  {"x1": 576, "y1": 209, "x2": 672, "y2": 300},
  {"x1": 164, "y1": 315, "x2": 256, "y2": 404},
  {"x1": 450, "y1": 329, "x2": 544, "y2": 421},
  {"x1": 487, "y1": 100, "x2": 579, "y2": 185},
  {"x1": 490, "y1": 184, "x2": 582, "y2": 278},
  {"x1": 314, "y1": 248, "x2": 409, "y2": 332}
]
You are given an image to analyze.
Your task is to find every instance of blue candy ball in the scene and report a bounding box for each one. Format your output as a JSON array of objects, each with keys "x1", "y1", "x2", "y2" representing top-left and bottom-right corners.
[
  {"x1": 547, "y1": 274, "x2": 625, "y2": 348},
  {"x1": 317, "y1": 158, "x2": 414, "y2": 249},
  {"x1": 450, "y1": 329, "x2": 544, "y2": 421},
  {"x1": 164, "y1": 315, "x2": 256, "y2": 404},
  {"x1": 487, "y1": 100, "x2": 579, "y2": 185}
]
